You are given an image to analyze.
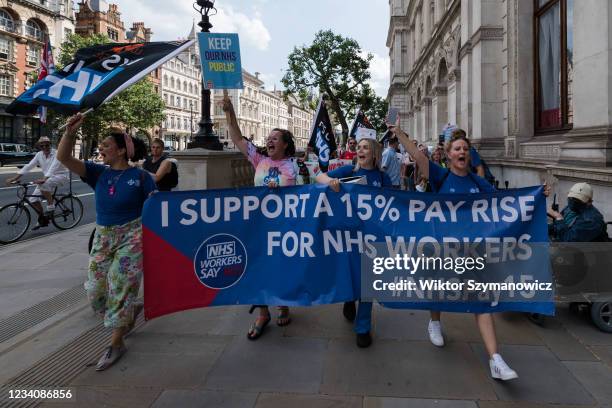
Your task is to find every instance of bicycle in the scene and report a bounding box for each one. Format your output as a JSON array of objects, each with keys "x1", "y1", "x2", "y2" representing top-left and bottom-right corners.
[{"x1": 0, "y1": 180, "x2": 84, "y2": 244}]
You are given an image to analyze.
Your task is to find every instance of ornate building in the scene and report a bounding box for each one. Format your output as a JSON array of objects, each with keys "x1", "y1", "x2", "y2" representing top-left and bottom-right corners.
[
  {"x1": 75, "y1": 0, "x2": 124, "y2": 41},
  {"x1": 212, "y1": 70, "x2": 314, "y2": 150},
  {"x1": 0, "y1": 0, "x2": 75, "y2": 145},
  {"x1": 388, "y1": 0, "x2": 612, "y2": 218},
  {"x1": 160, "y1": 26, "x2": 201, "y2": 150}
]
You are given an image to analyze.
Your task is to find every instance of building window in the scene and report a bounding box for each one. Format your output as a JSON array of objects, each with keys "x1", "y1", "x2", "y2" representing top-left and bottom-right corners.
[
  {"x1": 0, "y1": 74, "x2": 12, "y2": 96},
  {"x1": 534, "y1": 0, "x2": 573, "y2": 132},
  {"x1": 171, "y1": 77, "x2": 175, "y2": 88},
  {"x1": 0, "y1": 9, "x2": 14, "y2": 32},
  {"x1": 176, "y1": 96, "x2": 181, "y2": 107},
  {"x1": 0, "y1": 36, "x2": 11, "y2": 60},
  {"x1": 27, "y1": 46, "x2": 40, "y2": 67},
  {"x1": 64, "y1": 27, "x2": 72, "y2": 39},
  {"x1": 107, "y1": 28, "x2": 118, "y2": 41},
  {"x1": 26, "y1": 20, "x2": 44, "y2": 41},
  {"x1": 0, "y1": 115, "x2": 12, "y2": 141}
]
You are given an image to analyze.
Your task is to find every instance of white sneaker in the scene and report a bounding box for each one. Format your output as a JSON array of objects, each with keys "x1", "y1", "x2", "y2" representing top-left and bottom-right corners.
[
  {"x1": 427, "y1": 319, "x2": 444, "y2": 347},
  {"x1": 490, "y1": 353, "x2": 518, "y2": 380}
]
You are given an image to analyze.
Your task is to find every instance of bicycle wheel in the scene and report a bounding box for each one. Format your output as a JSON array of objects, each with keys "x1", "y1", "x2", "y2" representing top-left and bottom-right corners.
[
  {"x1": 0, "y1": 203, "x2": 31, "y2": 244},
  {"x1": 51, "y1": 195, "x2": 84, "y2": 230}
]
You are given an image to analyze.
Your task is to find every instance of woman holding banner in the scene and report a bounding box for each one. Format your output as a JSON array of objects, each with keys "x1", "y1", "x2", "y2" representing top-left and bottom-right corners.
[
  {"x1": 315, "y1": 137, "x2": 392, "y2": 348},
  {"x1": 57, "y1": 114, "x2": 156, "y2": 371},
  {"x1": 389, "y1": 122, "x2": 551, "y2": 380},
  {"x1": 221, "y1": 93, "x2": 297, "y2": 340}
]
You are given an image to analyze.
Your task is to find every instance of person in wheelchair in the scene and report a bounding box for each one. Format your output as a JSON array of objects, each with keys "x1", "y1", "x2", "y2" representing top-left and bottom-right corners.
[
  {"x1": 548, "y1": 182, "x2": 608, "y2": 242},
  {"x1": 6, "y1": 136, "x2": 69, "y2": 229}
]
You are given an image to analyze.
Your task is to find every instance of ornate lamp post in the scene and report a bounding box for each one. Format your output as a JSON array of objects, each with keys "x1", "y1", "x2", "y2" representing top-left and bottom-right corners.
[{"x1": 188, "y1": 0, "x2": 223, "y2": 150}]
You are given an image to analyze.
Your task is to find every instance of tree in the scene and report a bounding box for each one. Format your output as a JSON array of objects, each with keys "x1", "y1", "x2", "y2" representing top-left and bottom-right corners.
[
  {"x1": 366, "y1": 95, "x2": 389, "y2": 135},
  {"x1": 52, "y1": 33, "x2": 165, "y2": 158},
  {"x1": 282, "y1": 30, "x2": 373, "y2": 144}
]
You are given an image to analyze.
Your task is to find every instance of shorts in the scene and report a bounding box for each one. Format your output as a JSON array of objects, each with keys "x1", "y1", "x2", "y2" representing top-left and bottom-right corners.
[{"x1": 28, "y1": 175, "x2": 69, "y2": 202}]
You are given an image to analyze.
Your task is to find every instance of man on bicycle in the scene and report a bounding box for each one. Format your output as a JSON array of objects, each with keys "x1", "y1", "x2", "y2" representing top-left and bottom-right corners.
[{"x1": 6, "y1": 137, "x2": 69, "y2": 229}]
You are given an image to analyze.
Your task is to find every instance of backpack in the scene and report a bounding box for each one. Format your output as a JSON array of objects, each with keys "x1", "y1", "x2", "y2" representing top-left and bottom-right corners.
[{"x1": 166, "y1": 160, "x2": 179, "y2": 189}]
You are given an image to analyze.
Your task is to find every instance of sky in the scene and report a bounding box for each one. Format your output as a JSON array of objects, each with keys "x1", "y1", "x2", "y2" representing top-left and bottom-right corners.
[{"x1": 108, "y1": 0, "x2": 391, "y2": 96}]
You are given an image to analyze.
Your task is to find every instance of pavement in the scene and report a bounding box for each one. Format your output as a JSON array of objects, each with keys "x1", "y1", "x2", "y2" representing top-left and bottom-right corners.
[{"x1": 1, "y1": 226, "x2": 612, "y2": 408}]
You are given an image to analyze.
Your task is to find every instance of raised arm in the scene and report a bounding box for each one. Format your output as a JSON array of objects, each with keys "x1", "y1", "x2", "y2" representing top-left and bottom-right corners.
[
  {"x1": 315, "y1": 172, "x2": 340, "y2": 192},
  {"x1": 389, "y1": 123, "x2": 430, "y2": 180},
  {"x1": 56, "y1": 114, "x2": 86, "y2": 178},
  {"x1": 221, "y1": 91, "x2": 248, "y2": 157}
]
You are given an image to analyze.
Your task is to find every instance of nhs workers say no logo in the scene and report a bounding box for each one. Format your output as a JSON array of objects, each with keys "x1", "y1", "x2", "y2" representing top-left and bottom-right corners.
[{"x1": 194, "y1": 234, "x2": 248, "y2": 289}]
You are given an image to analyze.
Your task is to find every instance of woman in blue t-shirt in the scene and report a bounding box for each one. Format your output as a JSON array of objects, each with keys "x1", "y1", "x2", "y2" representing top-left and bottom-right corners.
[
  {"x1": 57, "y1": 114, "x2": 156, "y2": 371},
  {"x1": 390, "y1": 121, "x2": 552, "y2": 381},
  {"x1": 316, "y1": 138, "x2": 392, "y2": 348}
]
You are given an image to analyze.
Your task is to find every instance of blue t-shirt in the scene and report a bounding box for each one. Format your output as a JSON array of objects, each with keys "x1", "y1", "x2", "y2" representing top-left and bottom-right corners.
[
  {"x1": 428, "y1": 161, "x2": 495, "y2": 194},
  {"x1": 327, "y1": 165, "x2": 393, "y2": 188},
  {"x1": 83, "y1": 162, "x2": 157, "y2": 226}
]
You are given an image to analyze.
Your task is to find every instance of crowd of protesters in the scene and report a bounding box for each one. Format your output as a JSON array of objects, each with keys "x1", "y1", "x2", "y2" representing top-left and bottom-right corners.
[{"x1": 48, "y1": 100, "x2": 609, "y2": 382}]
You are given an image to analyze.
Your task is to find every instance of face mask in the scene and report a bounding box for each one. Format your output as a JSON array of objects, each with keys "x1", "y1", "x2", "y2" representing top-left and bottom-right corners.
[{"x1": 567, "y1": 197, "x2": 586, "y2": 212}]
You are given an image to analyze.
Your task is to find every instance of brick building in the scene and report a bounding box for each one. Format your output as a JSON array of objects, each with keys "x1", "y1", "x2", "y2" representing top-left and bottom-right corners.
[{"x1": 0, "y1": 0, "x2": 75, "y2": 146}]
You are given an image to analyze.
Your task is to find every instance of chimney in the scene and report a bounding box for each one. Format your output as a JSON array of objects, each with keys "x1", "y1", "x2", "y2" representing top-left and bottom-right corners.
[{"x1": 254, "y1": 72, "x2": 260, "y2": 79}]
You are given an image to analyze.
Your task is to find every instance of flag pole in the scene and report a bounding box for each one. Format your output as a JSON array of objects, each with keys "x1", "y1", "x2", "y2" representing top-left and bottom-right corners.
[{"x1": 57, "y1": 108, "x2": 94, "y2": 131}]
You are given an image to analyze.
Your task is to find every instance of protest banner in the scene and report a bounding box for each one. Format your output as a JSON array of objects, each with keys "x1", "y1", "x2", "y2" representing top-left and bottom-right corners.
[
  {"x1": 143, "y1": 184, "x2": 553, "y2": 320},
  {"x1": 198, "y1": 33, "x2": 243, "y2": 89},
  {"x1": 7, "y1": 40, "x2": 195, "y2": 115}
]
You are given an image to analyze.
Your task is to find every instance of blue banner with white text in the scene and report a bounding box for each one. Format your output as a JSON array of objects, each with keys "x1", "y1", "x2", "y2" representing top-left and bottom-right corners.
[{"x1": 142, "y1": 184, "x2": 554, "y2": 320}]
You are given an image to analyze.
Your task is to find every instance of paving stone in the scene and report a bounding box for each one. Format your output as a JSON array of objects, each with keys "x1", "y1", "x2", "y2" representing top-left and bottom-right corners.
[
  {"x1": 476, "y1": 402, "x2": 592, "y2": 408},
  {"x1": 374, "y1": 307, "x2": 542, "y2": 345},
  {"x1": 142, "y1": 305, "x2": 259, "y2": 337},
  {"x1": 563, "y1": 361, "x2": 612, "y2": 406},
  {"x1": 282, "y1": 304, "x2": 355, "y2": 339},
  {"x1": 151, "y1": 390, "x2": 258, "y2": 408},
  {"x1": 588, "y1": 345, "x2": 612, "y2": 368},
  {"x1": 471, "y1": 344, "x2": 595, "y2": 405},
  {"x1": 364, "y1": 396, "x2": 478, "y2": 408},
  {"x1": 531, "y1": 317, "x2": 598, "y2": 361},
  {"x1": 71, "y1": 335, "x2": 227, "y2": 388},
  {"x1": 320, "y1": 337, "x2": 496, "y2": 400},
  {"x1": 0, "y1": 252, "x2": 66, "y2": 269},
  {"x1": 41, "y1": 386, "x2": 162, "y2": 408},
  {"x1": 255, "y1": 393, "x2": 362, "y2": 408},
  {"x1": 556, "y1": 306, "x2": 612, "y2": 346},
  {"x1": 204, "y1": 336, "x2": 327, "y2": 393}
]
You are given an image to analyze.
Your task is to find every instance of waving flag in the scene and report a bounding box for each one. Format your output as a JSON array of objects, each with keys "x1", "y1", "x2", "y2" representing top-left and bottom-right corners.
[
  {"x1": 349, "y1": 109, "x2": 377, "y2": 141},
  {"x1": 37, "y1": 38, "x2": 54, "y2": 123},
  {"x1": 7, "y1": 40, "x2": 194, "y2": 116},
  {"x1": 308, "y1": 98, "x2": 337, "y2": 172}
]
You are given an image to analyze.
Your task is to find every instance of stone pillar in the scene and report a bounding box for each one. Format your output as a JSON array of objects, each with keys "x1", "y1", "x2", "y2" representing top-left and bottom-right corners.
[
  {"x1": 423, "y1": 0, "x2": 432, "y2": 43},
  {"x1": 415, "y1": 9, "x2": 422, "y2": 56},
  {"x1": 503, "y1": 0, "x2": 534, "y2": 159},
  {"x1": 449, "y1": 69, "x2": 462, "y2": 128},
  {"x1": 469, "y1": 0, "x2": 504, "y2": 143},
  {"x1": 416, "y1": 105, "x2": 425, "y2": 142},
  {"x1": 432, "y1": 85, "x2": 448, "y2": 139},
  {"x1": 560, "y1": 0, "x2": 612, "y2": 166},
  {"x1": 422, "y1": 97, "x2": 433, "y2": 142},
  {"x1": 172, "y1": 149, "x2": 254, "y2": 191}
]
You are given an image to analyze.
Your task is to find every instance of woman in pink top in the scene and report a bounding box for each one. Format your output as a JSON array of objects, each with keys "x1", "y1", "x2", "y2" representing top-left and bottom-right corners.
[{"x1": 221, "y1": 93, "x2": 297, "y2": 340}]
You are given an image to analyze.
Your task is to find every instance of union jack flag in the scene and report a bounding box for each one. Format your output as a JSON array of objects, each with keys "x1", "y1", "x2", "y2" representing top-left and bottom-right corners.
[{"x1": 37, "y1": 38, "x2": 54, "y2": 123}]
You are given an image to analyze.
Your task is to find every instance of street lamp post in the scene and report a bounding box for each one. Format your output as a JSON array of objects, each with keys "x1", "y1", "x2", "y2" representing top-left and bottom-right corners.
[
  {"x1": 188, "y1": 0, "x2": 223, "y2": 150},
  {"x1": 189, "y1": 100, "x2": 194, "y2": 141}
]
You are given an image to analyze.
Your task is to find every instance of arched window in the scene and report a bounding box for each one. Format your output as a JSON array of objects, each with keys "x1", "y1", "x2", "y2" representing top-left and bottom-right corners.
[
  {"x1": 176, "y1": 96, "x2": 181, "y2": 107},
  {"x1": 0, "y1": 10, "x2": 14, "y2": 32},
  {"x1": 26, "y1": 20, "x2": 44, "y2": 41},
  {"x1": 183, "y1": 81, "x2": 187, "y2": 91},
  {"x1": 163, "y1": 75, "x2": 168, "y2": 86},
  {"x1": 170, "y1": 77, "x2": 175, "y2": 88},
  {"x1": 177, "y1": 80, "x2": 181, "y2": 91},
  {"x1": 189, "y1": 83, "x2": 193, "y2": 93}
]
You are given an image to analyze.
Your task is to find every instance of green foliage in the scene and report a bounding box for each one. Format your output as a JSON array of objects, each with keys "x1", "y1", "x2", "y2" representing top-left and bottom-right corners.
[
  {"x1": 52, "y1": 33, "x2": 164, "y2": 158},
  {"x1": 282, "y1": 30, "x2": 373, "y2": 143},
  {"x1": 364, "y1": 95, "x2": 389, "y2": 135}
]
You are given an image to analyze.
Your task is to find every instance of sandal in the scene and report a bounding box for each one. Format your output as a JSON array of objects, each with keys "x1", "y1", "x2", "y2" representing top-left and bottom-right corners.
[
  {"x1": 247, "y1": 305, "x2": 271, "y2": 340},
  {"x1": 276, "y1": 306, "x2": 291, "y2": 327}
]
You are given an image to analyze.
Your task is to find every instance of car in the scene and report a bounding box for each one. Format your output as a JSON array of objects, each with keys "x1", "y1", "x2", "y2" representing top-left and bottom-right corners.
[{"x1": 0, "y1": 143, "x2": 35, "y2": 167}]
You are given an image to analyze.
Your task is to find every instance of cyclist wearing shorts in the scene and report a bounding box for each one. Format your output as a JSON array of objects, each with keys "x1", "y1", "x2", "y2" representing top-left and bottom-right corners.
[{"x1": 7, "y1": 136, "x2": 69, "y2": 229}]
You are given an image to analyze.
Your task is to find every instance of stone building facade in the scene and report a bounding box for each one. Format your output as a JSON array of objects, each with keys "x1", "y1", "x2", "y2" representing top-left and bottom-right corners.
[
  {"x1": 211, "y1": 69, "x2": 313, "y2": 150},
  {"x1": 160, "y1": 27, "x2": 201, "y2": 150},
  {"x1": 388, "y1": 0, "x2": 612, "y2": 220},
  {"x1": 0, "y1": 0, "x2": 75, "y2": 145}
]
